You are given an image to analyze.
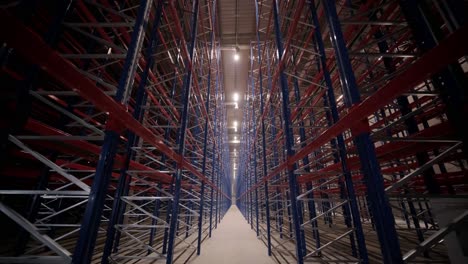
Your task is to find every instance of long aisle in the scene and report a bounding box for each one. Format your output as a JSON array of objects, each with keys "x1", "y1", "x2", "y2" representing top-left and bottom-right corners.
[{"x1": 191, "y1": 206, "x2": 275, "y2": 264}]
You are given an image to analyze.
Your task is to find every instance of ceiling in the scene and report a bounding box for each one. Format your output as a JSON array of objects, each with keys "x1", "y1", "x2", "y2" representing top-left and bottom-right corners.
[{"x1": 217, "y1": 0, "x2": 256, "y2": 175}]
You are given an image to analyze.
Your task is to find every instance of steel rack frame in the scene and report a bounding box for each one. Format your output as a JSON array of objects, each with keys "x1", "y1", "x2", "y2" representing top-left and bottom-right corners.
[
  {"x1": 237, "y1": 0, "x2": 468, "y2": 264},
  {"x1": 0, "y1": 1, "x2": 231, "y2": 263}
]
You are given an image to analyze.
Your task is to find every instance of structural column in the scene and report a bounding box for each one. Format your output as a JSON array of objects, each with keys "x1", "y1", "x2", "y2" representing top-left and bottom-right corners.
[
  {"x1": 322, "y1": 1, "x2": 403, "y2": 263},
  {"x1": 72, "y1": 1, "x2": 153, "y2": 263},
  {"x1": 272, "y1": 1, "x2": 305, "y2": 262}
]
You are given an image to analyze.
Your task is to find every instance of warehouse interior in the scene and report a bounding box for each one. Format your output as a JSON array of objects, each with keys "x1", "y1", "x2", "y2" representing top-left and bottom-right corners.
[{"x1": 1, "y1": 0, "x2": 468, "y2": 263}]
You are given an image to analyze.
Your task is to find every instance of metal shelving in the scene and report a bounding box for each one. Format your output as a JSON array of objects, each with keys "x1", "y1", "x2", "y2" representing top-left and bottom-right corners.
[
  {"x1": 1, "y1": 1, "x2": 467, "y2": 264},
  {"x1": 237, "y1": 0, "x2": 468, "y2": 263},
  {"x1": 0, "y1": 1, "x2": 230, "y2": 263}
]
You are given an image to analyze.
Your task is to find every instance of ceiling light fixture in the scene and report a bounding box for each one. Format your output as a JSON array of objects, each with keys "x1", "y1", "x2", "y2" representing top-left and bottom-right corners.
[
  {"x1": 233, "y1": 93, "x2": 239, "y2": 102},
  {"x1": 234, "y1": 46, "x2": 240, "y2": 61}
]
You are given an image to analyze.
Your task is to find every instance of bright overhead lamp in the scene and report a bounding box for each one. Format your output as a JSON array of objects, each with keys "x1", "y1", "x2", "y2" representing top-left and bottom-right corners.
[
  {"x1": 233, "y1": 121, "x2": 238, "y2": 127},
  {"x1": 233, "y1": 93, "x2": 239, "y2": 102},
  {"x1": 234, "y1": 46, "x2": 240, "y2": 61}
]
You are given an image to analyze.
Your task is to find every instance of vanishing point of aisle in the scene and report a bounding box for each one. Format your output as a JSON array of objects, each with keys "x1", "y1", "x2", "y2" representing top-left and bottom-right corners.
[{"x1": 191, "y1": 206, "x2": 275, "y2": 264}]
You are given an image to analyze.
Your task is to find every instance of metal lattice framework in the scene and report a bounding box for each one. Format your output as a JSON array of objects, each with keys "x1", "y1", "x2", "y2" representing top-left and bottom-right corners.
[
  {"x1": 237, "y1": 0, "x2": 468, "y2": 264},
  {"x1": 0, "y1": 1, "x2": 231, "y2": 263}
]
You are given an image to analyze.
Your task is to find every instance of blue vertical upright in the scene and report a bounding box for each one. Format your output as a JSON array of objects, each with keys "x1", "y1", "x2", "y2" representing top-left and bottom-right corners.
[
  {"x1": 197, "y1": 2, "x2": 218, "y2": 250},
  {"x1": 249, "y1": 48, "x2": 260, "y2": 236},
  {"x1": 101, "y1": 1, "x2": 164, "y2": 262},
  {"x1": 209, "y1": 63, "x2": 220, "y2": 238},
  {"x1": 254, "y1": 0, "x2": 272, "y2": 253},
  {"x1": 166, "y1": 0, "x2": 199, "y2": 263},
  {"x1": 308, "y1": 1, "x2": 368, "y2": 262},
  {"x1": 72, "y1": 1, "x2": 153, "y2": 263},
  {"x1": 292, "y1": 73, "x2": 322, "y2": 250},
  {"x1": 162, "y1": 73, "x2": 180, "y2": 254},
  {"x1": 265, "y1": 47, "x2": 284, "y2": 239},
  {"x1": 272, "y1": 1, "x2": 304, "y2": 262},
  {"x1": 322, "y1": 1, "x2": 402, "y2": 263}
]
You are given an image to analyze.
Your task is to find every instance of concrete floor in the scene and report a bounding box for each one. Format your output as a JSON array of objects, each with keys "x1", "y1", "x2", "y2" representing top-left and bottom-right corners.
[{"x1": 190, "y1": 206, "x2": 275, "y2": 264}]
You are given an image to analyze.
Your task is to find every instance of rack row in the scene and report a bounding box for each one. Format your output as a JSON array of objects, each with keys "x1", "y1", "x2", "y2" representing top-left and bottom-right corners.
[
  {"x1": 236, "y1": 1, "x2": 468, "y2": 263},
  {"x1": 0, "y1": 1, "x2": 230, "y2": 263}
]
